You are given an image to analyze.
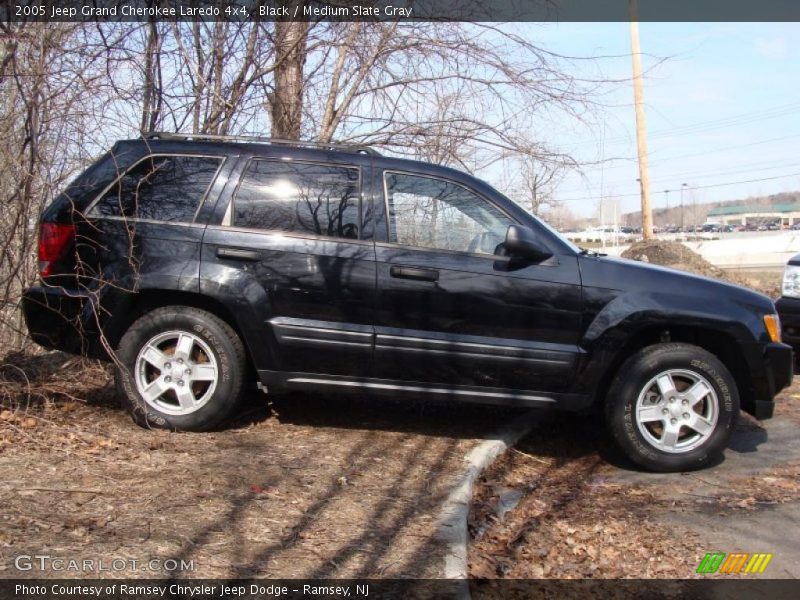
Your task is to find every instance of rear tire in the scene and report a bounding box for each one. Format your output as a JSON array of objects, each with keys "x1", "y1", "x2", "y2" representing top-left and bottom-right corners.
[
  {"x1": 115, "y1": 306, "x2": 245, "y2": 431},
  {"x1": 605, "y1": 343, "x2": 739, "y2": 472}
]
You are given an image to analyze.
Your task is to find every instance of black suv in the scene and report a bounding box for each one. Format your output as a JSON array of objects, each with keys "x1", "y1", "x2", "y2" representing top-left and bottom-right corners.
[{"x1": 23, "y1": 133, "x2": 792, "y2": 472}]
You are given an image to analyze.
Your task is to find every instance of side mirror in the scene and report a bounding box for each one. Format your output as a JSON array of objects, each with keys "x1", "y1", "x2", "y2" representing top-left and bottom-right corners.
[{"x1": 504, "y1": 225, "x2": 553, "y2": 263}]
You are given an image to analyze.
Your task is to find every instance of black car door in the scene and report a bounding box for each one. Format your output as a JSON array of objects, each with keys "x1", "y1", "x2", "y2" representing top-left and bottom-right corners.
[
  {"x1": 372, "y1": 169, "x2": 583, "y2": 395},
  {"x1": 200, "y1": 152, "x2": 377, "y2": 378}
]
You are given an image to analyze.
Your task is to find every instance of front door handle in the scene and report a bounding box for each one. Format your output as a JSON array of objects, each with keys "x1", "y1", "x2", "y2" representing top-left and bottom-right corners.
[
  {"x1": 216, "y1": 247, "x2": 261, "y2": 262},
  {"x1": 390, "y1": 265, "x2": 439, "y2": 282}
]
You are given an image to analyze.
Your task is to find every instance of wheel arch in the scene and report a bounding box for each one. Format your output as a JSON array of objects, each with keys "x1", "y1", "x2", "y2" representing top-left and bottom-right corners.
[
  {"x1": 589, "y1": 323, "x2": 753, "y2": 412},
  {"x1": 101, "y1": 289, "x2": 257, "y2": 377}
]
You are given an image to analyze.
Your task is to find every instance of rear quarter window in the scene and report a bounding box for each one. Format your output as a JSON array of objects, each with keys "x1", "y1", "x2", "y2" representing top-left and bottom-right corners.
[{"x1": 91, "y1": 155, "x2": 223, "y2": 223}]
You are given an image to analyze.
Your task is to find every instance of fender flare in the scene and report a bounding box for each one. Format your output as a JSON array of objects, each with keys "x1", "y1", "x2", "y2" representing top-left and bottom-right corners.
[{"x1": 576, "y1": 291, "x2": 762, "y2": 396}]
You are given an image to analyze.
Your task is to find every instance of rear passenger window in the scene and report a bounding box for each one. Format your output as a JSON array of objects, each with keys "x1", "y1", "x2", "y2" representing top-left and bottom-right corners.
[
  {"x1": 92, "y1": 155, "x2": 222, "y2": 222},
  {"x1": 233, "y1": 160, "x2": 360, "y2": 239}
]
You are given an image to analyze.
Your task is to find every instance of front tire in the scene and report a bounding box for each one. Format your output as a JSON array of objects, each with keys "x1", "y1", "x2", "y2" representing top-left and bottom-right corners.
[
  {"x1": 605, "y1": 343, "x2": 739, "y2": 472},
  {"x1": 115, "y1": 306, "x2": 245, "y2": 431}
]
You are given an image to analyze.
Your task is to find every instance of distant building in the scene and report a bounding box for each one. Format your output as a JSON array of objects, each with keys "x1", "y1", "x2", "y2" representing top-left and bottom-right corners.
[{"x1": 706, "y1": 203, "x2": 800, "y2": 226}]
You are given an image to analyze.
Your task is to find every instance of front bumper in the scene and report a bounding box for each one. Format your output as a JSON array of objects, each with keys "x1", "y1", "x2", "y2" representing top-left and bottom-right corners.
[
  {"x1": 21, "y1": 285, "x2": 98, "y2": 356},
  {"x1": 777, "y1": 295, "x2": 800, "y2": 351},
  {"x1": 746, "y1": 341, "x2": 794, "y2": 420}
]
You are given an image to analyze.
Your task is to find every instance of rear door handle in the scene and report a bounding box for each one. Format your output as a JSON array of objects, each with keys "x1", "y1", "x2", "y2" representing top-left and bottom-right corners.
[
  {"x1": 216, "y1": 247, "x2": 261, "y2": 262},
  {"x1": 390, "y1": 265, "x2": 439, "y2": 282}
]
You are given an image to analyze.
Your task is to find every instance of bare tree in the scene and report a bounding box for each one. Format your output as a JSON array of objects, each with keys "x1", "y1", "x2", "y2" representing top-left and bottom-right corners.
[
  {"x1": 542, "y1": 203, "x2": 579, "y2": 231},
  {"x1": 515, "y1": 155, "x2": 568, "y2": 215},
  {"x1": 0, "y1": 22, "x2": 91, "y2": 346},
  {"x1": 0, "y1": 19, "x2": 608, "y2": 353},
  {"x1": 303, "y1": 22, "x2": 600, "y2": 169},
  {"x1": 270, "y1": 17, "x2": 310, "y2": 139},
  {"x1": 140, "y1": 19, "x2": 163, "y2": 133}
]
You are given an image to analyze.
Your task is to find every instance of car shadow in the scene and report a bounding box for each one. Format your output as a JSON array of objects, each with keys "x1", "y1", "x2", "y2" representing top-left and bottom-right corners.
[
  {"x1": 727, "y1": 428, "x2": 769, "y2": 454},
  {"x1": 508, "y1": 409, "x2": 768, "y2": 473},
  {"x1": 5, "y1": 350, "x2": 773, "y2": 469},
  {"x1": 228, "y1": 390, "x2": 531, "y2": 441},
  {"x1": 511, "y1": 409, "x2": 627, "y2": 467}
]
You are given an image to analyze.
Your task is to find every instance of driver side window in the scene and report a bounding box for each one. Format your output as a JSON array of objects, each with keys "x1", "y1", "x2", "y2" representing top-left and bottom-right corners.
[{"x1": 384, "y1": 172, "x2": 513, "y2": 255}]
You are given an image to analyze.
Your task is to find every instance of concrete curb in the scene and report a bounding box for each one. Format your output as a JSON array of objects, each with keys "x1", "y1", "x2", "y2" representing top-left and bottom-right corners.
[{"x1": 436, "y1": 409, "x2": 543, "y2": 585}]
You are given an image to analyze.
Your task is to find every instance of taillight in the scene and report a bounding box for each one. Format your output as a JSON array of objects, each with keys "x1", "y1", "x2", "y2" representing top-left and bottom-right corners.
[{"x1": 38, "y1": 222, "x2": 75, "y2": 278}]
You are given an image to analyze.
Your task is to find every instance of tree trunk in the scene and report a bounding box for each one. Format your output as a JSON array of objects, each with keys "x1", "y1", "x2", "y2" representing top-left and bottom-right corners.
[
  {"x1": 140, "y1": 20, "x2": 161, "y2": 134},
  {"x1": 271, "y1": 19, "x2": 308, "y2": 140}
]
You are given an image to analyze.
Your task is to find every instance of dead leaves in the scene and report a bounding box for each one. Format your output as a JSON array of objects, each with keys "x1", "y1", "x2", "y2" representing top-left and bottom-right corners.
[
  {"x1": 249, "y1": 483, "x2": 278, "y2": 496},
  {"x1": 1, "y1": 399, "x2": 127, "y2": 457},
  {"x1": 468, "y1": 437, "x2": 700, "y2": 579},
  {"x1": 1, "y1": 410, "x2": 37, "y2": 428},
  {"x1": 469, "y1": 379, "x2": 800, "y2": 581},
  {"x1": 471, "y1": 448, "x2": 800, "y2": 580}
]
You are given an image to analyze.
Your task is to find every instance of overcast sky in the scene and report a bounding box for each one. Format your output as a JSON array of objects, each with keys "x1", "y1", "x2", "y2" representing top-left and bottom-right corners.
[{"x1": 511, "y1": 22, "x2": 800, "y2": 218}]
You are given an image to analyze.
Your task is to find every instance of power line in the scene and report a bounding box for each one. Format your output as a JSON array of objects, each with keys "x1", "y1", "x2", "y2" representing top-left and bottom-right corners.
[
  {"x1": 650, "y1": 132, "x2": 800, "y2": 164},
  {"x1": 587, "y1": 132, "x2": 800, "y2": 173},
  {"x1": 645, "y1": 103, "x2": 800, "y2": 141},
  {"x1": 563, "y1": 101, "x2": 800, "y2": 150},
  {"x1": 556, "y1": 171, "x2": 800, "y2": 204},
  {"x1": 558, "y1": 158, "x2": 800, "y2": 197},
  {"x1": 650, "y1": 161, "x2": 800, "y2": 186}
]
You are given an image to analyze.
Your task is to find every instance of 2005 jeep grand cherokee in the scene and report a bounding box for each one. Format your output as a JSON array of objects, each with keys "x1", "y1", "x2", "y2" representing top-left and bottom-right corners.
[{"x1": 22, "y1": 133, "x2": 793, "y2": 472}]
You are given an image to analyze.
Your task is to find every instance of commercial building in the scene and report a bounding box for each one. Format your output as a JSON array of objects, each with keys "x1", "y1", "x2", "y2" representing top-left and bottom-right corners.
[{"x1": 706, "y1": 203, "x2": 800, "y2": 226}]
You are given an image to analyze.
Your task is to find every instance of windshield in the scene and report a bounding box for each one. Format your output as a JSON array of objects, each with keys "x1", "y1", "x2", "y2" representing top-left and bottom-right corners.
[
  {"x1": 491, "y1": 188, "x2": 581, "y2": 254},
  {"x1": 530, "y1": 211, "x2": 582, "y2": 253}
]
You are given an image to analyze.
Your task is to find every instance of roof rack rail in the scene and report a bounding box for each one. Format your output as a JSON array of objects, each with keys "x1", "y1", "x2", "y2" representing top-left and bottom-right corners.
[{"x1": 142, "y1": 132, "x2": 381, "y2": 156}]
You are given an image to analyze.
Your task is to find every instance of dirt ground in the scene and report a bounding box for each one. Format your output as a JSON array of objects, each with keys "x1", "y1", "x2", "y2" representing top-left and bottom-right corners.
[{"x1": 0, "y1": 352, "x2": 520, "y2": 579}]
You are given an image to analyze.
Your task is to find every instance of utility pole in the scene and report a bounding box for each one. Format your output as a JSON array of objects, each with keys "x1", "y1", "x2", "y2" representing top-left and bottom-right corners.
[
  {"x1": 629, "y1": 0, "x2": 653, "y2": 240},
  {"x1": 600, "y1": 199, "x2": 605, "y2": 250},
  {"x1": 680, "y1": 182, "x2": 687, "y2": 230}
]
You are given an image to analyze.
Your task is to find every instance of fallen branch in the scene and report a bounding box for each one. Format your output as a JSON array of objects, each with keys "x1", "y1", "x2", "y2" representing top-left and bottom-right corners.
[{"x1": 14, "y1": 487, "x2": 105, "y2": 494}]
